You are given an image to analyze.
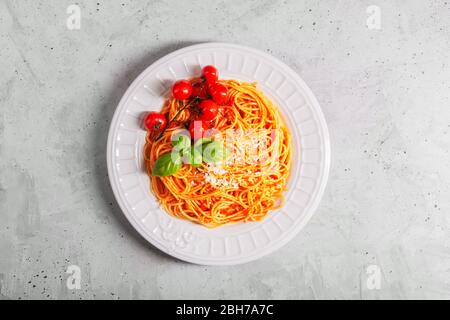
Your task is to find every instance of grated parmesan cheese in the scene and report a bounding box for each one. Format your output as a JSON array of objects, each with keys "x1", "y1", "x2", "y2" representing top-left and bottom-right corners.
[
  {"x1": 203, "y1": 162, "x2": 239, "y2": 189},
  {"x1": 203, "y1": 129, "x2": 271, "y2": 189}
]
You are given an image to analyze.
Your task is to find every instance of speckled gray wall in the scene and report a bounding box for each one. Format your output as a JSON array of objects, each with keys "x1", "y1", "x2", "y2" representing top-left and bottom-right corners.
[{"x1": 0, "y1": 0, "x2": 449, "y2": 300}]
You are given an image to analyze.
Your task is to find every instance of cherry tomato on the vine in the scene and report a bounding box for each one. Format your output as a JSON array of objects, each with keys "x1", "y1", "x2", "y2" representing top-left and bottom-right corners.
[
  {"x1": 144, "y1": 112, "x2": 167, "y2": 133},
  {"x1": 199, "y1": 100, "x2": 219, "y2": 121},
  {"x1": 191, "y1": 82, "x2": 209, "y2": 99},
  {"x1": 202, "y1": 65, "x2": 219, "y2": 84},
  {"x1": 188, "y1": 120, "x2": 208, "y2": 140},
  {"x1": 172, "y1": 80, "x2": 192, "y2": 100},
  {"x1": 208, "y1": 83, "x2": 228, "y2": 105}
]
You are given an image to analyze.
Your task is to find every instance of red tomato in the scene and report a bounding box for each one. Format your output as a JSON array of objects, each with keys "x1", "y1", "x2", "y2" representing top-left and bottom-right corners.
[
  {"x1": 191, "y1": 82, "x2": 209, "y2": 99},
  {"x1": 199, "y1": 100, "x2": 219, "y2": 121},
  {"x1": 208, "y1": 83, "x2": 228, "y2": 105},
  {"x1": 188, "y1": 120, "x2": 208, "y2": 140},
  {"x1": 172, "y1": 80, "x2": 192, "y2": 100},
  {"x1": 202, "y1": 65, "x2": 219, "y2": 84},
  {"x1": 144, "y1": 112, "x2": 167, "y2": 133}
]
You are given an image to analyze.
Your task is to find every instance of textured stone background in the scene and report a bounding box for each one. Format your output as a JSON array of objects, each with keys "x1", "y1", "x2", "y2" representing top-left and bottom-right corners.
[{"x1": 0, "y1": 0, "x2": 449, "y2": 299}]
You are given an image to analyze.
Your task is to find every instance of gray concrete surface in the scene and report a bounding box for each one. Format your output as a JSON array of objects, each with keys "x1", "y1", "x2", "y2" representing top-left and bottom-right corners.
[{"x1": 1, "y1": 0, "x2": 449, "y2": 300}]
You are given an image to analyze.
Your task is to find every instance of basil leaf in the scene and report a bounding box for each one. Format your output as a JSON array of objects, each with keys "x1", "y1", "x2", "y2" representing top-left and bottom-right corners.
[
  {"x1": 184, "y1": 147, "x2": 203, "y2": 167},
  {"x1": 152, "y1": 152, "x2": 182, "y2": 177},
  {"x1": 172, "y1": 134, "x2": 191, "y2": 153},
  {"x1": 202, "y1": 141, "x2": 230, "y2": 163},
  {"x1": 194, "y1": 138, "x2": 213, "y2": 151}
]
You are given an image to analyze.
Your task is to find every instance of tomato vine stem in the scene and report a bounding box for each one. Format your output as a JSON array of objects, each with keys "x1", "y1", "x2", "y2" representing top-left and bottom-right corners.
[{"x1": 154, "y1": 97, "x2": 200, "y2": 141}]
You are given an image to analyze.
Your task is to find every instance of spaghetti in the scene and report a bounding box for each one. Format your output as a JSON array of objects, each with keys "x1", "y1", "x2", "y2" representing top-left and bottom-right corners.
[{"x1": 144, "y1": 79, "x2": 292, "y2": 228}]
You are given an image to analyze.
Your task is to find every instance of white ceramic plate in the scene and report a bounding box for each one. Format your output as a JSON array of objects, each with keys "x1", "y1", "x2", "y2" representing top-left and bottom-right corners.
[{"x1": 107, "y1": 43, "x2": 330, "y2": 265}]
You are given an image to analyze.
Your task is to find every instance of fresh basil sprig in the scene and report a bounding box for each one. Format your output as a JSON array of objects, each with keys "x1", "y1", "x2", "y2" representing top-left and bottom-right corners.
[
  {"x1": 191, "y1": 137, "x2": 230, "y2": 164},
  {"x1": 202, "y1": 141, "x2": 230, "y2": 163},
  {"x1": 152, "y1": 152, "x2": 182, "y2": 177},
  {"x1": 173, "y1": 134, "x2": 191, "y2": 152},
  {"x1": 185, "y1": 147, "x2": 202, "y2": 167},
  {"x1": 152, "y1": 135, "x2": 230, "y2": 177}
]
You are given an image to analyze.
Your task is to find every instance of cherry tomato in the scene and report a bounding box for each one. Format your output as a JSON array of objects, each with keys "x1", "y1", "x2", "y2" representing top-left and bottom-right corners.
[
  {"x1": 144, "y1": 112, "x2": 167, "y2": 133},
  {"x1": 199, "y1": 100, "x2": 219, "y2": 121},
  {"x1": 172, "y1": 80, "x2": 192, "y2": 100},
  {"x1": 191, "y1": 82, "x2": 209, "y2": 99},
  {"x1": 208, "y1": 83, "x2": 228, "y2": 105},
  {"x1": 188, "y1": 120, "x2": 208, "y2": 140},
  {"x1": 202, "y1": 65, "x2": 219, "y2": 84}
]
